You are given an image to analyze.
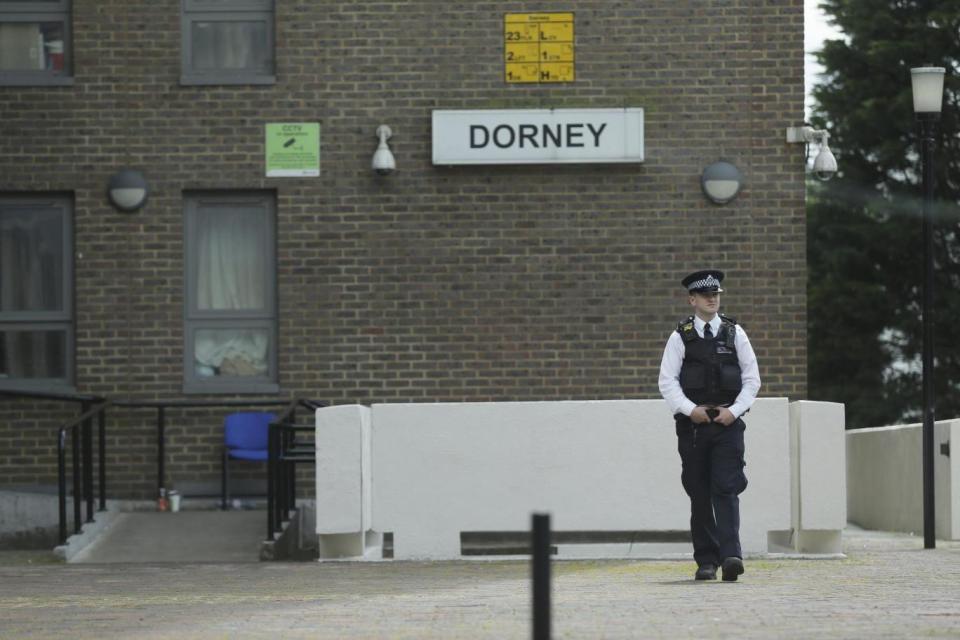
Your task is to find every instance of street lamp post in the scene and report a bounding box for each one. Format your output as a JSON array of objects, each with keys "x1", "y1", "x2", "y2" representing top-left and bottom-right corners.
[{"x1": 910, "y1": 65, "x2": 946, "y2": 550}]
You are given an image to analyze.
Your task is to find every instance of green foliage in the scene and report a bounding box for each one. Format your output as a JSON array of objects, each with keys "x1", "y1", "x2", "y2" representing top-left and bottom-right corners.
[{"x1": 808, "y1": 0, "x2": 960, "y2": 428}]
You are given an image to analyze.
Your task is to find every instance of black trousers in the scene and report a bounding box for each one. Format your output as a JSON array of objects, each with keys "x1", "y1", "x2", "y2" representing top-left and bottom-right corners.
[{"x1": 675, "y1": 416, "x2": 748, "y2": 566}]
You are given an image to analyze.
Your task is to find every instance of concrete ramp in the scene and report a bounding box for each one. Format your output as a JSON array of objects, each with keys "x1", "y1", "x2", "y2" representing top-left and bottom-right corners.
[{"x1": 71, "y1": 511, "x2": 265, "y2": 563}]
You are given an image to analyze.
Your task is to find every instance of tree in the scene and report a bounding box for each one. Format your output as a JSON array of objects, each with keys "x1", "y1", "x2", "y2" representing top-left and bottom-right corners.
[{"x1": 808, "y1": 0, "x2": 959, "y2": 428}]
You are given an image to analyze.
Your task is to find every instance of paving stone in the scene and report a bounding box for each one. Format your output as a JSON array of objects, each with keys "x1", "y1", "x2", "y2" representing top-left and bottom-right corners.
[{"x1": 0, "y1": 529, "x2": 958, "y2": 639}]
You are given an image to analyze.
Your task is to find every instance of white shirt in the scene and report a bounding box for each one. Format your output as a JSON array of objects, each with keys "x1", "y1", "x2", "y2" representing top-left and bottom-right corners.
[{"x1": 658, "y1": 315, "x2": 761, "y2": 419}]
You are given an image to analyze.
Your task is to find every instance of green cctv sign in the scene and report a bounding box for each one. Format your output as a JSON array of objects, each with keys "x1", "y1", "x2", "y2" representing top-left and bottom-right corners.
[{"x1": 265, "y1": 123, "x2": 320, "y2": 177}]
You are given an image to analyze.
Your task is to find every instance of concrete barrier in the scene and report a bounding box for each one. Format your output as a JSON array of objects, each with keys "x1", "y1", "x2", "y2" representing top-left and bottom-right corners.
[
  {"x1": 846, "y1": 419, "x2": 959, "y2": 539},
  {"x1": 314, "y1": 404, "x2": 378, "y2": 558},
  {"x1": 788, "y1": 401, "x2": 846, "y2": 553},
  {"x1": 316, "y1": 398, "x2": 845, "y2": 559},
  {"x1": 0, "y1": 488, "x2": 61, "y2": 549}
]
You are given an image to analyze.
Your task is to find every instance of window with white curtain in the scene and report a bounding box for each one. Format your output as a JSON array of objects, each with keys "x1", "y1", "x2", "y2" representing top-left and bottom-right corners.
[
  {"x1": 181, "y1": 0, "x2": 275, "y2": 85},
  {"x1": 0, "y1": 0, "x2": 72, "y2": 85},
  {"x1": 184, "y1": 192, "x2": 277, "y2": 393},
  {"x1": 0, "y1": 194, "x2": 73, "y2": 390}
]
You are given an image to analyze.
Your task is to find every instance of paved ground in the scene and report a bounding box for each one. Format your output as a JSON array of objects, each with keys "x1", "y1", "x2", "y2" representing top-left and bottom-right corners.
[
  {"x1": 71, "y1": 511, "x2": 265, "y2": 563},
  {"x1": 1, "y1": 528, "x2": 959, "y2": 639}
]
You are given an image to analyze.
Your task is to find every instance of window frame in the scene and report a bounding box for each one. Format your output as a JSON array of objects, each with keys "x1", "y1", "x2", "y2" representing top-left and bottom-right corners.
[
  {"x1": 0, "y1": 1, "x2": 73, "y2": 86},
  {"x1": 180, "y1": 0, "x2": 275, "y2": 86},
  {"x1": 0, "y1": 194, "x2": 74, "y2": 392},
  {"x1": 183, "y1": 191, "x2": 278, "y2": 395}
]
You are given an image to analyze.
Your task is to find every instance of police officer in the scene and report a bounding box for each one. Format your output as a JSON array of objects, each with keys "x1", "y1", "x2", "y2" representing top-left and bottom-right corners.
[{"x1": 658, "y1": 269, "x2": 761, "y2": 582}]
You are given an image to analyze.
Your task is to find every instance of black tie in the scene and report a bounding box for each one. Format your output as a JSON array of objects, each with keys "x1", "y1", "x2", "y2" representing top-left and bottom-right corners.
[{"x1": 704, "y1": 323, "x2": 713, "y2": 339}]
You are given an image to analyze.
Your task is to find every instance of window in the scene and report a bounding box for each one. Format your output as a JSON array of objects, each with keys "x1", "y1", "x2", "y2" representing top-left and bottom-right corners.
[
  {"x1": 184, "y1": 192, "x2": 277, "y2": 393},
  {"x1": 0, "y1": 0, "x2": 72, "y2": 85},
  {"x1": 181, "y1": 0, "x2": 275, "y2": 85},
  {"x1": 0, "y1": 195, "x2": 73, "y2": 390}
]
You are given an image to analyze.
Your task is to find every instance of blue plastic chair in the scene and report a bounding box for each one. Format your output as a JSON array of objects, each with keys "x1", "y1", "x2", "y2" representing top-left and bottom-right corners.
[{"x1": 221, "y1": 412, "x2": 276, "y2": 510}]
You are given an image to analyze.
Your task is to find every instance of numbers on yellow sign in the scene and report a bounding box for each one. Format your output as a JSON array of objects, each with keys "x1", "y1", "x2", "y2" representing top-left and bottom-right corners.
[
  {"x1": 504, "y1": 23, "x2": 538, "y2": 42},
  {"x1": 506, "y1": 63, "x2": 540, "y2": 83},
  {"x1": 504, "y1": 13, "x2": 574, "y2": 84},
  {"x1": 540, "y1": 43, "x2": 573, "y2": 62},
  {"x1": 506, "y1": 42, "x2": 539, "y2": 63}
]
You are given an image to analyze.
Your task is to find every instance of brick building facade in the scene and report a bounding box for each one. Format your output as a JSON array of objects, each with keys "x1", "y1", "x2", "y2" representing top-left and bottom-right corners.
[{"x1": 0, "y1": 1, "x2": 805, "y2": 499}]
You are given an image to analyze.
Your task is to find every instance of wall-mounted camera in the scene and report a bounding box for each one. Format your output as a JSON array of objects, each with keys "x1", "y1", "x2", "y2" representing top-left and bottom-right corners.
[
  {"x1": 786, "y1": 126, "x2": 837, "y2": 181},
  {"x1": 372, "y1": 125, "x2": 396, "y2": 176}
]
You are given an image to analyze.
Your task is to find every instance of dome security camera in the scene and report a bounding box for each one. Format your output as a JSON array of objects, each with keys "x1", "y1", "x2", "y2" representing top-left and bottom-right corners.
[
  {"x1": 812, "y1": 141, "x2": 838, "y2": 181},
  {"x1": 372, "y1": 125, "x2": 395, "y2": 176},
  {"x1": 785, "y1": 126, "x2": 838, "y2": 180}
]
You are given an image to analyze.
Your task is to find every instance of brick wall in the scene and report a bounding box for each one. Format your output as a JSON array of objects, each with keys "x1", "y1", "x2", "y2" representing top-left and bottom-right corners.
[{"x1": 0, "y1": 0, "x2": 805, "y2": 498}]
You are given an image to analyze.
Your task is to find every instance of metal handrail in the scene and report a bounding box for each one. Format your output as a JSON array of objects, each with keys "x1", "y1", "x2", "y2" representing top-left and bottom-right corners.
[
  {"x1": 56, "y1": 401, "x2": 110, "y2": 544},
  {"x1": 1, "y1": 390, "x2": 110, "y2": 545},
  {"x1": 4, "y1": 390, "x2": 323, "y2": 546},
  {"x1": 0, "y1": 388, "x2": 105, "y2": 403},
  {"x1": 114, "y1": 398, "x2": 293, "y2": 497},
  {"x1": 267, "y1": 399, "x2": 323, "y2": 540}
]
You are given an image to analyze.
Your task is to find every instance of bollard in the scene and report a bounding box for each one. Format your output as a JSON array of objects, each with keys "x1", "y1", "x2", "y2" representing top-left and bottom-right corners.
[{"x1": 532, "y1": 512, "x2": 551, "y2": 640}]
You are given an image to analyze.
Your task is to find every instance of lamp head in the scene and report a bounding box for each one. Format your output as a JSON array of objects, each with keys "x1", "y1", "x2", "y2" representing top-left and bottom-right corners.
[
  {"x1": 107, "y1": 168, "x2": 149, "y2": 212},
  {"x1": 700, "y1": 161, "x2": 744, "y2": 204},
  {"x1": 911, "y1": 66, "x2": 946, "y2": 116}
]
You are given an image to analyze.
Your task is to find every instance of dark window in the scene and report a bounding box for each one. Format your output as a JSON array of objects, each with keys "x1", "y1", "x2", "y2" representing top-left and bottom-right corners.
[
  {"x1": 184, "y1": 191, "x2": 278, "y2": 393},
  {"x1": 181, "y1": 0, "x2": 275, "y2": 85},
  {"x1": 0, "y1": 194, "x2": 73, "y2": 390},
  {"x1": 0, "y1": 0, "x2": 72, "y2": 86}
]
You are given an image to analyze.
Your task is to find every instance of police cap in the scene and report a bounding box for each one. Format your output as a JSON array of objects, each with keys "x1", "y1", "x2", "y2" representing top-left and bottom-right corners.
[{"x1": 681, "y1": 269, "x2": 725, "y2": 293}]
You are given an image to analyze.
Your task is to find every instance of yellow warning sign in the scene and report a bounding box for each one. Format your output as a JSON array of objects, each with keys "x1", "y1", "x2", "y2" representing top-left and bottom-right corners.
[{"x1": 504, "y1": 13, "x2": 574, "y2": 84}]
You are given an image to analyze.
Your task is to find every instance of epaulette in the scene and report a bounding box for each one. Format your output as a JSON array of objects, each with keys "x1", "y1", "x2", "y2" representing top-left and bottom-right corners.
[
  {"x1": 676, "y1": 315, "x2": 738, "y2": 345},
  {"x1": 676, "y1": 316, "x2": 698, "y2": 343}
]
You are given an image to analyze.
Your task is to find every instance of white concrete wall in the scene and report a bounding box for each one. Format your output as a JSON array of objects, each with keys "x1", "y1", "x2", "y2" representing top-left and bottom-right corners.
[
  {"x1": 315, "y1": 405, "x2": 376, "y2": 558},
  {"x1": 949, "y1": 423, "x2": 960, "y2": 539},
  {"x1": 789, "y1": 401, "x2": 846, "y2": 553},
  {"x1": 847, "y1": 419, "x2": 959, "y2": 540},
  {"x1": 316, "y1": 398, "x2": 846, "y2": 560}
]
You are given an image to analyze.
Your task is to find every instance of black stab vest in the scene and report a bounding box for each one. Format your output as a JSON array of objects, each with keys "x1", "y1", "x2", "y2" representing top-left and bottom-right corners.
[{"x1": 676, "y1": 315, "x2": 743, "y2": 406}]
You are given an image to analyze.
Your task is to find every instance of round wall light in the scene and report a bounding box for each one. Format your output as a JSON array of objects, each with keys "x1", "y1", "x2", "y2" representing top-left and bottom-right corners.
[
  {"x1": 107, "y1": 169, "x2": 149, "y2": 212},
  {"x1": 701, "y1": 161, "x2": 744, "y2": 205}
]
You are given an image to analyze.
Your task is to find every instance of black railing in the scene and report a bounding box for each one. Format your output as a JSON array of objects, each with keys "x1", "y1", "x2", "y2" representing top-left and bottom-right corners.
[
  {"x1": 0, "y1": 390, "x2": 109, "y2": 545},
  {"x1": 3, "y1": 390, "x2": 323, "y2": 546},
  {"x1": 267, "y1": 399, "x2": 322, "y2": 541},
  {"x1": 0, "y1": 389, "x2": 106, "y2": 404},
  {"x1": 56, "y1": 401, "x2": 110, "y2": 544},
  {"x1": 112, "y1": 398, "x2": 293, "y2": 499}
]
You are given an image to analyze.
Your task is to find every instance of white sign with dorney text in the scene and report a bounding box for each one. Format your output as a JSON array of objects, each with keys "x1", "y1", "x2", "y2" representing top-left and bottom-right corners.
[{"x1": 431, "y1": 108, "x2": 643, "y2": 165}]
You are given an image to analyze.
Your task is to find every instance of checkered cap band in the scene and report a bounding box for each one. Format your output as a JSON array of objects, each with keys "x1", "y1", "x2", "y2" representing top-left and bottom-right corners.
[{"x1": 688, "y1": 275, "x2": 721, "y2": 291}]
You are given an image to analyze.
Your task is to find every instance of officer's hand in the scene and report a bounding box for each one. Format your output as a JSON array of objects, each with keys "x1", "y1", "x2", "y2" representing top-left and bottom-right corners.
[
  {"x1": 690, "y1": 406, "x2": 711, "y2": 424},
  {"x1": 715, "y1": 407, "x2": 736, "y2": 426}
]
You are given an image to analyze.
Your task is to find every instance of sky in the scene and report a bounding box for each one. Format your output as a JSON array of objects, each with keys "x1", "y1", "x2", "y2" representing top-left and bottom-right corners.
[{"x1": 805, "y1": 0, "x2": 845, "y2": 118}]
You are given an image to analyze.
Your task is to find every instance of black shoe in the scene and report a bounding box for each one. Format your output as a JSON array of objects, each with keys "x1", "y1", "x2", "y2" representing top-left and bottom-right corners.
[
  {"x1": 721, "y1": 557, "x2": 744, "y2": 582},
  {"x1": 694, "y1": 564, "x2": 717, "y2": 580}
]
